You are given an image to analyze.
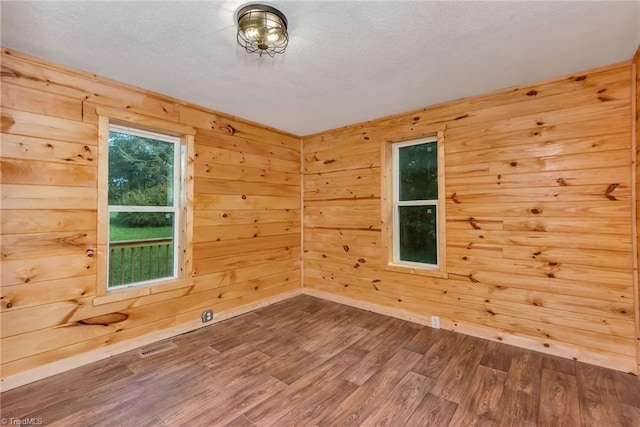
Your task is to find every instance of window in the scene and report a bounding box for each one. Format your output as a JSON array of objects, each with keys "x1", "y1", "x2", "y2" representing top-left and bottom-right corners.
[
  {"x1": 382, "y1": 130, "x2": 447, "y2": 278},
  {"x1": 393, "y1": 138, "x2": 439, "y2": 267},
  {"x1": 95, "y1": 107, "x2": 195, "y2": 304},
  {"x1": 107, "y1": 125, "x2": 183, "y2": 289}
]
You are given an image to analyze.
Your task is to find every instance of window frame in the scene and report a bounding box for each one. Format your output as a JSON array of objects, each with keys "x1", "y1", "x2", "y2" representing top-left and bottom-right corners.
[
  {"x1": 381, "y1": 127, "x2": 448, "y2": 279},
  {"x1": 107, "y1": 124, "x2": 183, "y2": 290},
  {"x1": 95, "y1": 107, "x2": 195, "y2": 305},
  {"x1": 392, "y1": 137, "x2": 440, "y2": 269}
]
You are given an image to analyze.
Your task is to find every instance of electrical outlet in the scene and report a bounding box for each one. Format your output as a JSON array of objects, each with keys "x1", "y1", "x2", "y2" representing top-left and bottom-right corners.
[
  {"x1": 431, "y1": 315, "x2": 440, "y2": 329},
  {"x1": 201, "y1": 310, "x2": 214, "y2": 323}
]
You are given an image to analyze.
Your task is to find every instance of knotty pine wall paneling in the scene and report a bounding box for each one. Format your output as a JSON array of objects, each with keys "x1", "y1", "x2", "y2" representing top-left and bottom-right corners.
[
  {"x1": 634, "y1": 46, "x2": 640, "y2": 375},
  {"x1": 302, "y1": 61, "x2": 638, "y2": 374},
  {"x1": 2, "y1": 45, "x2": 638, "y2": 389},
  {"x1": 0, "y1": 48, "x2": 301, "y2": 388}
]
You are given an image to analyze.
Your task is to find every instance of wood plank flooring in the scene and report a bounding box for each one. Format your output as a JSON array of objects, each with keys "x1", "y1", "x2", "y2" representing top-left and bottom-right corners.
[{"x1": 1, "y1": 295, "x2": 639, "y2": 426}]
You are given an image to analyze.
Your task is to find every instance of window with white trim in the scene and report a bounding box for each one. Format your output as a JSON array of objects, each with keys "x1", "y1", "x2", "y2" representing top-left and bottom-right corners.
[
  {"x1": 107, "y1": 124, "x2": 185, "y2": 289},
  {"x1": 392, "y1": 137, "x2": 440, "y2": 268}
]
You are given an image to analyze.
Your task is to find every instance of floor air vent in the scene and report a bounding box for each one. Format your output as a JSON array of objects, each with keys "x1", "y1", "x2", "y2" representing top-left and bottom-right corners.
[{"x1": 137, "y1": 341, "x2": 177, "y2": 358}]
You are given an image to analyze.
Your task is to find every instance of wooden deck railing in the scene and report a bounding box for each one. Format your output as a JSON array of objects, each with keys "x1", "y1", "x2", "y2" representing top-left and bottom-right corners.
[{"x1": 109, "y1": 237, "x2": 173, "y2": 286}]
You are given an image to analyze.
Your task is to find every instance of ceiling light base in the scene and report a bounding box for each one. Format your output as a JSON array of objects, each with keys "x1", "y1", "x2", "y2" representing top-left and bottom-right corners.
[{"x1": 236, "y1": 4, "x2": 289, "y2": 57}]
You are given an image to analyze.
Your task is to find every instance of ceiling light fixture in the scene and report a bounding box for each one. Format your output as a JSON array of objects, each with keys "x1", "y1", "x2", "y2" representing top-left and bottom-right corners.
[{"x1": 236, "y1": 4, "x2": 288, "y2": 57}]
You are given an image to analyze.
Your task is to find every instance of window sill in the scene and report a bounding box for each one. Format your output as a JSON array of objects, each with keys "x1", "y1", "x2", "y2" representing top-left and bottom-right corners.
[
  {"x1": 93, "y1": 278, "x2": 191, "y2": 306},
  {"x1": 381, "y1": 263, "x2": 449, "y2": 279}
]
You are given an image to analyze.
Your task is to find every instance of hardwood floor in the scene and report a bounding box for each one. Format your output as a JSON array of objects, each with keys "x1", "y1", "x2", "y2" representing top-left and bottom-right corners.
[{"x1": 1, "y1": 295, "x2": 639, "y2": 426}]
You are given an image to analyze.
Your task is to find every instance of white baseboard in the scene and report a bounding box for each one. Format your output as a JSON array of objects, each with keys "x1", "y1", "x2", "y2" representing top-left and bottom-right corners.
[
  {"x1": 301, "y1": 287, "x2": 638, "y2": 376},
  {"x1": 1, "y1": 288, "x2": 302, "y2": 393},
  {"x1": 3, "y1": 285, "x2": 635, "y2": 393}
]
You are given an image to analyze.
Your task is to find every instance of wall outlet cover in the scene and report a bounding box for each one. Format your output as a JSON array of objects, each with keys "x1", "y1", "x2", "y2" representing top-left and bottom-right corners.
[
  {"x1": 431, "y1": 315, "x2": 440, "y2": 329},
  {"x1": 201, "y1": 310, "x2": 214, "y2": 323}
]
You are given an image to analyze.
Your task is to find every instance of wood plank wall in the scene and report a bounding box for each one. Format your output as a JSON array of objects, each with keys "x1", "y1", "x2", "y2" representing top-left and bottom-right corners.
[
  {"x1": 1, "y1": 46, "x2": 638, "y2": 387},
  {"x1": 302, "y1": 61, "x2": 638, "y2": 373},
  {"x1": 0, "y1": 48, "x2": 301, "y2": 382},
  {"x1": 634, "y1": 47, "x2": 640, "y2": 374}
]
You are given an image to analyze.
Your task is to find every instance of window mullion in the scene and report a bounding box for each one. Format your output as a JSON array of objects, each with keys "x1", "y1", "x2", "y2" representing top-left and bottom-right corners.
[
  {"x1": 109, "y1": 206, "x2": 176, "y2": 213},
  {"x1": 396, "y1": 200, "x2": 438, "y2": 206}
]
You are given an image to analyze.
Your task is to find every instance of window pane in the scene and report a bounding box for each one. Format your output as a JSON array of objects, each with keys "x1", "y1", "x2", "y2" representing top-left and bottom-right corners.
[
  {"x1": 108, "y1": 131, "x2": 175, "y2": 206},
  {"x1": 398, "y1": 205, "x2": 437, "y2": 265},
  {"x1": 109, "y1": 212, "x2": 175, "y2": 287},
  {"x1": 398, "y1": 141, "x2": 437, "y2": 201}
]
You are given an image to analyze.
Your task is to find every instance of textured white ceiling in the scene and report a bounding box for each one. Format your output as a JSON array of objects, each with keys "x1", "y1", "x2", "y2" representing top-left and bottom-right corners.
[{"x1": 1, "y1": 1, "x2": 639, "y2": 136}]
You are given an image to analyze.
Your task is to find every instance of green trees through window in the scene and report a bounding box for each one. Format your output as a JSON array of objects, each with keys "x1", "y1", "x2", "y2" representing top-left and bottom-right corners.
[{"x1": 108, "y1": 131, "x2": 175, "y2": 227}]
